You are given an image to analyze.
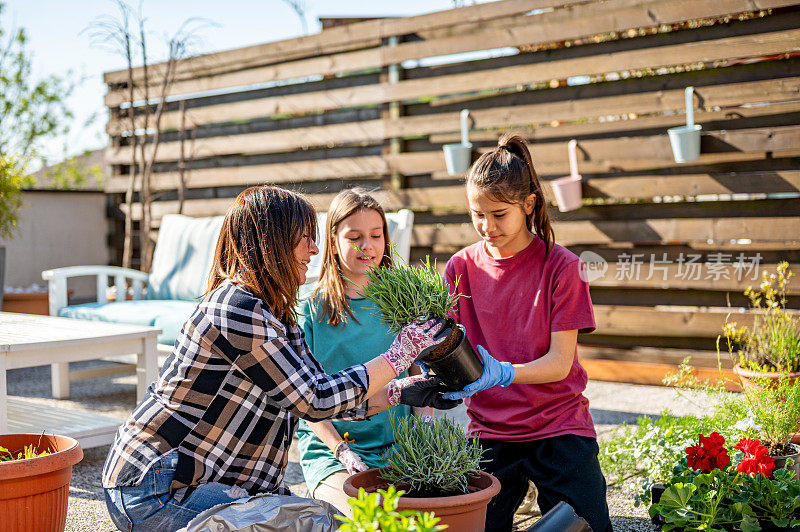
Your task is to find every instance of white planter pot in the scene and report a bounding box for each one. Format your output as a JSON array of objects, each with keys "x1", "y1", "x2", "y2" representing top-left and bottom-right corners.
[
  {"x1": 667, "y1": 124, "x2": 702, "y2": 163},
  {"x1": 551, "y1": 175, "x2": 583, "y2": 212},
  {"x1": 442, "y1": 142, "x2": 472, "y2": 175}
]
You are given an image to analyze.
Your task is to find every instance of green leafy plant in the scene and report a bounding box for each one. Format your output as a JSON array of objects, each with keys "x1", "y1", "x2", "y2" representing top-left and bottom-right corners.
[
  {"x1": 337, "y1": 485, "x2": 447, "y2": 532},
  {"x1": 0, "y1": 155, "x2": 33, "y2": 239},
  {"x1": 650, "y1": 432, "x2": 800, "y2": 531},
  {"x1": 359, "y1": 250, "x2": 460, "y2": 333},
  {"x1": 721, "y1": 262, "x2": 800, "y2": 373},
  {"x1": 598, "y1": 410, "x2": 725, "y2": 504},
  {"x1": 715, "y1": 374, "x2": 800, "y2": 453},
  {"x1": 0, "y1": 443, "x2": 51, "y2": 461},
  {"x1": 665, "y1": 360, "x2": 800, "y2": 451},
  {"x1": 381, "y1": 415, "x2": 486, "y2": 497}
]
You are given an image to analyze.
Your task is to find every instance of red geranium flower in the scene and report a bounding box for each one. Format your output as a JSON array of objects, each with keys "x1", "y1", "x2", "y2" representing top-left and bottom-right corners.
[
  {"x1": 686, "y1": 432, "x2": 730, "y2": 472},
  {"x1": 733, "y1": 438, "x2": 775, "y2": 477}
]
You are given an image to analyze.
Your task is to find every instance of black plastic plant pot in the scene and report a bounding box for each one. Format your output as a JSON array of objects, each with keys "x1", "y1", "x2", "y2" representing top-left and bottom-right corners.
[
  {"x1": 525, "y1": 501, "x2": 591, "y2": 532},
  {"x1": 421, "y1": 323, "x2": 484, "y2": 391}
]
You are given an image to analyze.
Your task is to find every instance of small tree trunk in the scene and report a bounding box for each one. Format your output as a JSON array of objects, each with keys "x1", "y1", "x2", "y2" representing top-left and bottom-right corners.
[{"x1": 122, "y1": 32, "x2": 137, "y2": 270}]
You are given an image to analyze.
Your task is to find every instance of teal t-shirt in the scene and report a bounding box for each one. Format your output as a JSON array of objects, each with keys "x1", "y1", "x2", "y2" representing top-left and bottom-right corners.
[{"x1": 295, "y1": 293, "x2": 411, "y2": 496}]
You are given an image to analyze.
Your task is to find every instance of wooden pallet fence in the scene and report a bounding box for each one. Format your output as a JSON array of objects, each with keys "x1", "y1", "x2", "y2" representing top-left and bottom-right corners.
[{"x1": 104, "y1": 0, "x2": 800, "y2": 384}]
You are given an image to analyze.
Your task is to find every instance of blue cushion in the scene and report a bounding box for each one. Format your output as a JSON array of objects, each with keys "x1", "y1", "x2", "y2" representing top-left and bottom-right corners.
[
  {"x1": 59, "y1": 300, "x2": 198, "y2": 346},
  {"x1": 146, "y1": 214, "x2": 224, "y2": 301}
]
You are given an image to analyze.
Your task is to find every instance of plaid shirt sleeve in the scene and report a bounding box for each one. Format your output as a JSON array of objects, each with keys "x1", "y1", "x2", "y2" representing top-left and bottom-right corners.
[{"x1": 213, "y1": 290, "x2": 370, "y2": 422}]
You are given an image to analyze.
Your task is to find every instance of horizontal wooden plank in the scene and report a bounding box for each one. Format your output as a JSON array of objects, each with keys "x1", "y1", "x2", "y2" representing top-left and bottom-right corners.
[
  {"x1": 593, "y1": 304, "x2": 756, "y2": 337},
  {"x1": 583, "y1": 170, "x2": 800, "y2": 199},
  {"x1": 120, "y1": 185, "x2": 468, "y2": 220},
  {"x1": 105, "y1": 157, "x2": 389, "y2": 193},
  {"x1": 429, "y1": 100, "x2": 800, "y2": 145},
  {"x1": 411, "y1": 217, "x2": 800, "y2": 247},
  {"x1": 588, "y1": 263, "x2": 797, "y2": 293},
  {"x1": 107, "y1": 85, "x2": 800, "y2": 163},
  {"x1": 109, "y1": 26, "x2": 800, "y2": 134},
  {"x1": 108, "y1": 65, "x2": 800, "y2": 136},
  {"x1": 103, "y1": 0, "x2": 544, "y2": 86},
  {"x1": 578, "y1": 357, "x2": 739, "y2": 389},
  {"x1": 106, "y1": 125, "x2": 800, "y2": 192},
  {"x1": 105, "y1": 0, "x2": 799, "y2": 108},
  {"x1": 393, "y1": 128, "x2": 800, "y2": 176},
  {"x1": 578, "y1": 344, "x2": 731, "y2": 368}
]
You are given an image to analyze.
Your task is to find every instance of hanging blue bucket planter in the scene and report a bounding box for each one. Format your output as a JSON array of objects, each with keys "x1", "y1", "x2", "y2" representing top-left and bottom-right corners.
[
  {"x1": 442, "y1": 109, "x2": 472, "y2": 175},
  {"x1": 667, "y1": 86, "x2": 702, "y2": 163}
]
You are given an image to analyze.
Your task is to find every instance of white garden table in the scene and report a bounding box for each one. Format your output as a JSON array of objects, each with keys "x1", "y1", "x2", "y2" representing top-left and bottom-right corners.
[{"x1": 0, "y1": 312, "x2": 160, "y2": 447}]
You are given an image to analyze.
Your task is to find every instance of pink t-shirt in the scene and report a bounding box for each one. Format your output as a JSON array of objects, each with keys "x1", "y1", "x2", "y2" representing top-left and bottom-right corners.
[{"x1": 444, "y1": 237, "x2": 597, "y2": 442}]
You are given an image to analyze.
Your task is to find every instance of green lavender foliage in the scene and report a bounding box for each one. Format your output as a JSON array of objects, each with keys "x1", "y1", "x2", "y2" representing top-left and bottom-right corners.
[
  {"x1": 381, "y1": 415, "x2": 486, "y2": 496},
  {"x1": 359, "y1": 249, "x2": 460, "y2": 332}
]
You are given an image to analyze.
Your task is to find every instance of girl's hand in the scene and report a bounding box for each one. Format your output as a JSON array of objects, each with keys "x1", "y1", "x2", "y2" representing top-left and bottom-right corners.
[
  {"x1": 333, "y1": 441, "x2": 368, "y2": 475},
  {"x1": 387, "y1": 375, "x2": 462, "y2": 410},
  {"x1": 443, "y1": 345, "x2": 515, "y2": 400},
  {"x1": 380, "y1": 318, "x2": 447, "y2": 375}
]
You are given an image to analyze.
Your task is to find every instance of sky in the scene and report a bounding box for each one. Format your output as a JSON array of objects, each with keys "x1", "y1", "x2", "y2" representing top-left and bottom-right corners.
[{"x1": 3, "y1": 0, "x2": 487, "y2": 166}]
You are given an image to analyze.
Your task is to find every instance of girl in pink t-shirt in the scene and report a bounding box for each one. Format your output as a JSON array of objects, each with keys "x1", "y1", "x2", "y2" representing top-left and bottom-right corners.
[{"x1": 441, "y1": 133, "x2": 612, "y2": 532}]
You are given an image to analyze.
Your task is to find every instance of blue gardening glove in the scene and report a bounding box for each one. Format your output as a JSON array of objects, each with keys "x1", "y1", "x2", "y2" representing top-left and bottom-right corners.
[{"x1": 442, "y1": 345, "x2": 515, "y2": 401}]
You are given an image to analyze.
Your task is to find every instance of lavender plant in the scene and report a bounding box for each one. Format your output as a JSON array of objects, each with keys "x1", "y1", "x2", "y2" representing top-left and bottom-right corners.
[
  {"x1": 381, "y1": 415, "x2": 486, "y2": 496},
  {"x1": 359, "y1": 249, "x2": 460, "y2": 333}
]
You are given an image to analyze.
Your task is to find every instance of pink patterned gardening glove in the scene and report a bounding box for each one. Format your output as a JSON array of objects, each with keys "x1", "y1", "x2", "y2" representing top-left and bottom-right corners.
[
  {"x1": 334, "y1": 441, "x2": 368, "y2": 475},
  {"x1": 380, "y1": 318, "x2": 447, "y2": 376}
]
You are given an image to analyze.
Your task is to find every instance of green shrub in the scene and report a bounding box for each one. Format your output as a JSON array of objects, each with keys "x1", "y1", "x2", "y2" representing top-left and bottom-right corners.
[
  {"x1": 598, "y1": 410, "x2": 724, "y2": 505},
  {"x1": 359, "y1": 250, "x2": 460, "y2": 333},
  {"x1": 722, "y1": 262, "x2": 800, "y2": 373},
  {"x1": 381, "y1": 415, "x2": 485, "y2": 496},
  {"x1": 337, "y1": 486, "x2": 446, "y2": 532}
]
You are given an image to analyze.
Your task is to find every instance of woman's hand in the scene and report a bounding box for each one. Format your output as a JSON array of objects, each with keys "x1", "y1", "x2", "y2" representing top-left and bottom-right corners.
[
  {"x1": 443, "y1": 345, "x2": 515, "y2": 400},
  {"x1": 380, "y1": 318, "x2": 448, "y2": 376},
  {"x1": 387, "y1": 375, "x2": 462, "y2": 410},
  {"x1": 334, "y1": 441, "x2": 368, "y2": 475}
]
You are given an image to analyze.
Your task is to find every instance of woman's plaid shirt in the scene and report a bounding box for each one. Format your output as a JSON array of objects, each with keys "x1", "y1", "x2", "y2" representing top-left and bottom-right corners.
[{"x1": 102, "y1": 281, "x2": 369, "y2": 494}]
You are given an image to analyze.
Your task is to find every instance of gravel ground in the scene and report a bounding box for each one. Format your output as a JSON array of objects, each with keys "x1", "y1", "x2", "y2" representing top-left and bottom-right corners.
[{"x1": 7, "y1": 362, "x2": 714, "y2": 531}]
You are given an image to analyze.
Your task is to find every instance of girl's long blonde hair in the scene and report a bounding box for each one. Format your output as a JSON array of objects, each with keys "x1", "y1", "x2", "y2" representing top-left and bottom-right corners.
[
  {"x1": 314, "y1": 188, "x2": 392, "y2": 326},
  {"x1": 206, "y1": 185, "x2": 317, "y2": 326},
  {"x1": 467, "y1": 132, "x2": 555, "y2": 257}
]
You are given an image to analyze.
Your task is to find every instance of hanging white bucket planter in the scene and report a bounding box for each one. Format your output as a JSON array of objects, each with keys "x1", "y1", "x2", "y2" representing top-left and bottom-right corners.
[
  {"x1": 551, "y1": 139, "x2": 583, "y2": 212},
  {"x1": 667, "y1": 86, "x2": 702, "y2": 163},
  {"x1": 442, "y1": 109, "x2": 472, "y2": 175}
]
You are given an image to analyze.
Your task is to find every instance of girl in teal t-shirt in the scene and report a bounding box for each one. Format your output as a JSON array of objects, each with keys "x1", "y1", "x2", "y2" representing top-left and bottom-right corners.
[{"x1": 296, "y1": 189, "x2": 426, "y2": 517}]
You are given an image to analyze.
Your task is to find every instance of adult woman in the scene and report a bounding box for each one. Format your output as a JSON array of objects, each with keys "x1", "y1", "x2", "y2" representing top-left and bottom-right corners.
[{"x1": 102, "y1": 185, "x2": 448, "y2": 531}]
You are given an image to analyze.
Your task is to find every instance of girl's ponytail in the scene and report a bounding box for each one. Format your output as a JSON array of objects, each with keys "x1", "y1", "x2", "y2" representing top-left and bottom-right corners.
[{"x1": 467, "y1": 132, "x2": 555, "y2": 256}]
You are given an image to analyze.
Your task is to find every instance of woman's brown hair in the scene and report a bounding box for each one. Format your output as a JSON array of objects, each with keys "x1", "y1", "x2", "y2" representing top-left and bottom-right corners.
[
  {"x1": 466, "y1": 132, "x2": 555, "y2": 257},
  {"x1": 313, "y1": 188, "x2": 392, "y2": 327},
  {"x1": 206, "y1": 185, "x2": 317, "y2": 326}
]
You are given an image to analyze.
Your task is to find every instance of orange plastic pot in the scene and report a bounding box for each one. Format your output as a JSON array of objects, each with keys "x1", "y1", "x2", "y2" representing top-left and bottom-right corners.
[
  {"x1": 733, "y1": 365, "x2": 800, "y2": 445},
  {"x1": 343, "y1": 467, "x2": 500, "y2": 532},
  {"x1": 0, "y1": 434, "x2": 83, "y2": 532}
]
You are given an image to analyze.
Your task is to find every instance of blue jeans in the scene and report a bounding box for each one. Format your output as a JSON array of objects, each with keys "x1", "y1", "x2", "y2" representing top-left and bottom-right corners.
[{"x1": 104, "y1": 451, "x2": 250, "y2": 532}]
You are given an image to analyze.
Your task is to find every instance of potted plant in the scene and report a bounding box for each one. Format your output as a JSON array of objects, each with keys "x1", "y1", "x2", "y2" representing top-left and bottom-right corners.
[
  {"x1": 649, "y1": 431, "x2": 800, "y2": 530},
  {"x1": 0, "y1": 433, "x2": 83, "y2": 532},
  {"x1": 721, "y1": 261, "x2": 800, "y2": 385},
  {"x1": 343, "y1": 416, "x2": 500, "y2": 532},
  {"x1": 359, "y1": 252, "x2": 483, "y2": 390}
]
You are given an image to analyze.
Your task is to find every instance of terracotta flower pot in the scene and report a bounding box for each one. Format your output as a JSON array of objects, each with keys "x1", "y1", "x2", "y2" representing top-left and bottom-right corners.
[
  {"x1": 343, "y1": 466, "x2": 500, "y2": 532},
  {"x1": 0, "y1": 434, "x2": 83, "y2": 532},
  {"x1": 733, "y1": 364, "x2": 800, "y2": 444}
]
